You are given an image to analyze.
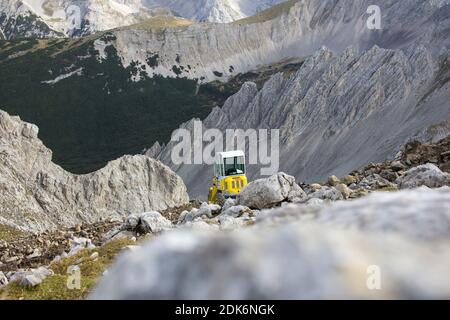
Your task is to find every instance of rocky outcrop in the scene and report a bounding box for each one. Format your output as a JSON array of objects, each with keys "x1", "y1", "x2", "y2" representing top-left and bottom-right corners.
[
  {"x1": 0, "y1": 110, "x2": 189, "y2": 233},
  {"x1": 91, "y1": 187, "x2": 450, "y2": 299}
]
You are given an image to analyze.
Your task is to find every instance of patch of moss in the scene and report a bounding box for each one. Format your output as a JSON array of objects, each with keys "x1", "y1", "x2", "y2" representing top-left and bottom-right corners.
[
  {"x1": 233, "y1": 0, "x2": 298, "y2": 25},
  {"x1": 0, "y1": 224, "x2": 26, "y2": 241},
  {"x1": 0, "y1": 238, "x2": 135, "y2": 300}
]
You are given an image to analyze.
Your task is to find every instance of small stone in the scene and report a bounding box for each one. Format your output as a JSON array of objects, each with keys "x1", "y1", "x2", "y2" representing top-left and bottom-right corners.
[
  {"x1": 335, "y1": 184, "x2": 352, "y2": 199},
  {"x1": 340, "y1": 175, "x2": 357, "y2": 185},
  {"x1": 90, "y1": 252, "x2": 99, "y2": 260},
  {"x1": 20, "y1": 274, "x2": 42, "y2": 287},
  {"x1": 0, "y1": 271, "x2": 8, "y2": 287},
  {"x1": 309, "y1": 183, "x2": 322, "y2": 190},
  {"x1": 327, "y1": 175, "x2": 340, "y2": 186},
  {"x1": 124, "y1": 245, "x2": 140, "y2": 252},
  {"x1": 220, "y1": 205, "x2": 252, "y2": 218},
  {"x1": 26, "y1": 249, "x2": 41, "y2": 260},
  {"x1": 5, "y1": 256, "x2": 19, "y2": 263}
]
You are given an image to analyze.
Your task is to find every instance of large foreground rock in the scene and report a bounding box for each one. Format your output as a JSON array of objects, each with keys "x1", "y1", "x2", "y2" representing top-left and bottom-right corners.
[
  {"x1": 396, "y1": 163, "x2": 450, "y2": 189},
  {"x1": 238, "y1": 172, "x2": 307, "y2": 209},
  {"x1": 0, "y1": 110, "x2": 189, "y2": 232},
  {"x1": 91, "y1": 188, "x2": 450, "y2": 299}
]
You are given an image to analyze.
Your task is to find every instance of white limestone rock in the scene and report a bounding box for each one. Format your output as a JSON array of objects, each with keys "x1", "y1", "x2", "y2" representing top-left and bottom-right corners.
[
  {"x1": 140, "y1": 211, "x2": 172, "y2": 233},
  {"x1": 238, "y1": 172, "x2": 307, "y2": 209},
  {"x1": 396, "y1": 163, "x2": 450, "y2": 189}
]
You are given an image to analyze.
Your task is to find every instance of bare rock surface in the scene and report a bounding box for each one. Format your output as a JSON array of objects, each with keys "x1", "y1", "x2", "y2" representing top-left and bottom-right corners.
[{"x1": 238, "y1": 172, "x2": 307, "y2": 209}]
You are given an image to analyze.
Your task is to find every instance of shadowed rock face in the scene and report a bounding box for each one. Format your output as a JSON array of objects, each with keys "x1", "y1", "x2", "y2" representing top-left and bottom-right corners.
[
  {"x1": 91, "y1": 187, "x2": 450, "y2": 300},
  {"x1": 0, "y1": 110, "x2": 189, "y2": 233}
]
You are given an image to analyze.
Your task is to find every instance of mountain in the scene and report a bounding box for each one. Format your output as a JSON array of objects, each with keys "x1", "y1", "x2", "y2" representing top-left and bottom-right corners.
[
  {"x1": 144, "y1": 0, "x2": 286, "y2": 23},
  {"x1": 0, "y1": 0, "x2": 176, "y2": 39},
  {"x1": 0, "y1": 0, "x2": 287, "y2": 39}
]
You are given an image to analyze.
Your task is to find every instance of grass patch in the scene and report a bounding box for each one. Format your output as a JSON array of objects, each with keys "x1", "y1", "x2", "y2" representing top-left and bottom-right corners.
[
  {"x1": 233, "y1": 0, "x2": 298, "y2": 25},
  {"x1": 0, "y1": 224, "x2": 26, "y2": 241},
  {"x1": 0, "y1": 238, "x2": 135, "y2": 300}
]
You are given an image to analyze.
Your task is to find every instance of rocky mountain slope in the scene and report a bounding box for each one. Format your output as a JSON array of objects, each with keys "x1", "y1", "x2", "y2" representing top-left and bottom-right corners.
[
  {"x1": 0, "y1": 110, "x2": 189, "y2": 233},
  {"x1": 151, "y1": 45, "x2": 450, "y2": 198},
  {"x1": 83, "y1": 0, "x2": 448, "y2": 83}
]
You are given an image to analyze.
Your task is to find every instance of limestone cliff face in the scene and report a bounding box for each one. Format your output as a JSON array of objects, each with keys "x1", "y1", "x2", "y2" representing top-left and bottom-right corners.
[
  {"x1": 101, "y1": 0, "x2": 448, "y2": 82},
  {"x1": 0, "y1": 110, "x2": 189, "y2": 232}
]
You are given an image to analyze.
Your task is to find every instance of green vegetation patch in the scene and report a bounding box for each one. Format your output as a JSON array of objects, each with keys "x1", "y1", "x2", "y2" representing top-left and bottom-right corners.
[
  {"x1": 0, "y1": 238, "x2": 135, "y2": 300},
  {"x1": 233, "y1": 0, "x2": 299, "y2": 25},
  {"x1": 0, "y1": 224, "x2": 26, "y2": 241}
]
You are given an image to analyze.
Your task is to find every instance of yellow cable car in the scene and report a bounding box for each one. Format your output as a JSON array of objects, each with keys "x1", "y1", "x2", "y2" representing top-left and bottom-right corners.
[{"x1": 208, "y1": 150, "x2": 248, "y2": 205}]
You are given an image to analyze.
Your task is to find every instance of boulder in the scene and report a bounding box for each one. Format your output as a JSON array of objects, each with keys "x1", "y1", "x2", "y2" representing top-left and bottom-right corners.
[
  {"x1": 20, "y1": 275, "x2": 43, "y2": 287},
  {"x1": 327, "y1": 175, "x2": 340, "y2": 186},
  {"x1": 140, "y1": 212, "x2": 172, "y2": 233},
  {"x1": 178, "y1": 203, "x2": 222, "y2": 224},
  {"x1": 122, "y1": 214, "x2": 140, "y2": 230},
  {"x1": 391, "y1": 161, "x2": 407, "y2": 171},
  {"x1": 340, "y1": 175, "x2": 357, "y2": 185},
  {"x1": 221, "y1": 198, "x2": 237, "y2": 212},
  {"x1": 396, "y1": 163, "x2": 450, "y2": 189},
  {"x1": 10, "y1": 267, "x2": 53, "y2": 287},
  {"x1": 0, "y1": 271, "x2": 8, "y2": 287},
  {"x1": 218, "y1": 216, "x2": 249, "y2": 231},
  {"x1": 317, "y1": 187, "x2": 450, "y2": 240},
  {"x1": 68, "y1": 237, "x2": 96, "y2": 256},
  {"x1": 358, "y1": 174, "x2": 396, "y2": 190},
  {"x1": 335, "y1": 184, "x2": 352, "y2": 199},
  {"x1": 238, "y1": 172, "x2": 307, "y2": 209},
  {"x1": 308, "y1": 186, "x2": 344, "y2": 201},
  {"x1": 220, "y1": 205, "x2": 252, "y2": 218}
]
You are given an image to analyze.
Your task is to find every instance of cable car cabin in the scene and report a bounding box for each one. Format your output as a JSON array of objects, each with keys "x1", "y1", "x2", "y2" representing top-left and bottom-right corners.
[{"x1": 208, "y1": 150, "x2": 248, "y2": 205}]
